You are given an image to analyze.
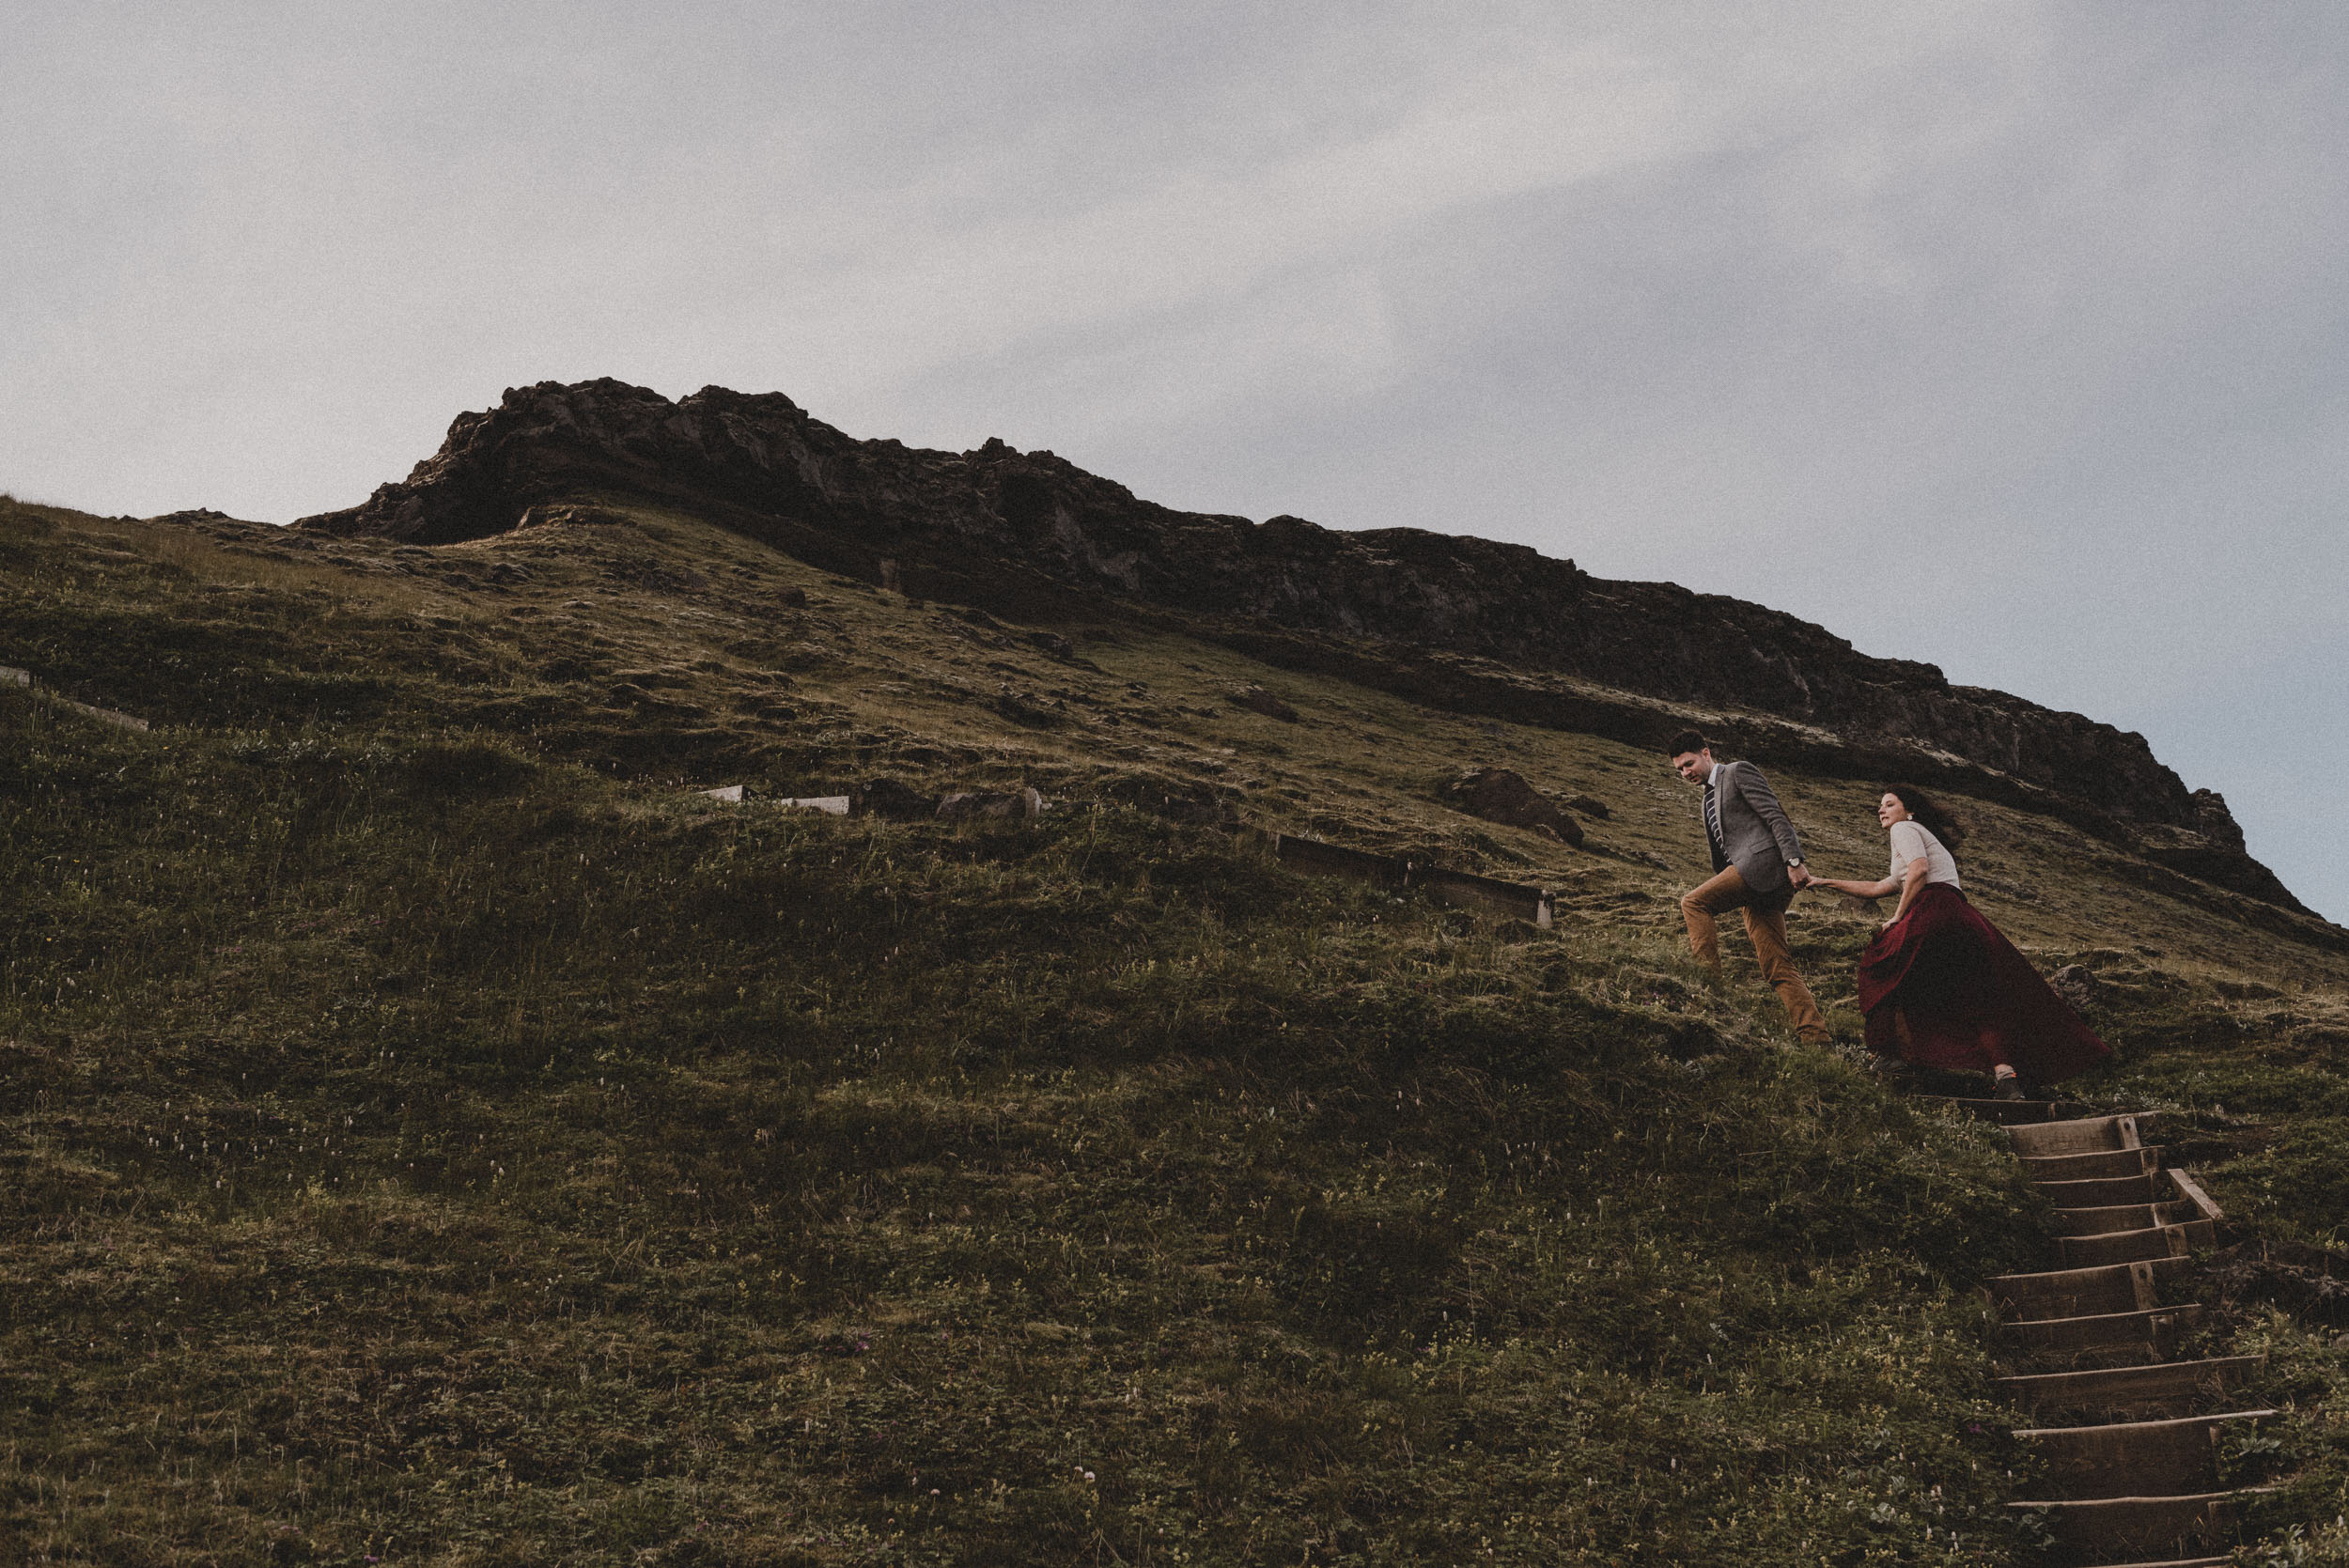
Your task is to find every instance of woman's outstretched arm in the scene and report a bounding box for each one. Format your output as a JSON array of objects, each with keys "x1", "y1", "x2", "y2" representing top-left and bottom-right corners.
[{"x1": 1811, "y1": 872, "x2": 1902, "y2": 898}]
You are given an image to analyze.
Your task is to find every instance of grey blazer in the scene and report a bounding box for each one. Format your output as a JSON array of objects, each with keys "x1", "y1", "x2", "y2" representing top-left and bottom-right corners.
[{"x1": 1704, "y1": 759, "x2": 1807, "y2": 896}]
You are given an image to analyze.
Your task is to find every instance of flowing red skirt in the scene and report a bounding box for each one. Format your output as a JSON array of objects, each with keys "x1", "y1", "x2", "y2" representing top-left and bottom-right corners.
[{"x1": 1857, "y1": 883, "x2": 2110, "y2": 1084}]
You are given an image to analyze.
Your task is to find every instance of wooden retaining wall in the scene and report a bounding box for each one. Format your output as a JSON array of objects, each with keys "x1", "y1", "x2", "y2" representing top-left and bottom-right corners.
[{"x1": 1270, "y1": 832, "x2": 1552, "y2": 929}]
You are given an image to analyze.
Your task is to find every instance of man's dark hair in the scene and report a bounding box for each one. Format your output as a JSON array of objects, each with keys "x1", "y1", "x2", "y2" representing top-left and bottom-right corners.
[
  {"x1": 1665, "y1": 728, "x2": 1710, "y2": 758},
  {"x1": 1884, "y1": 784, "x2": 1967, "y2": 852}
]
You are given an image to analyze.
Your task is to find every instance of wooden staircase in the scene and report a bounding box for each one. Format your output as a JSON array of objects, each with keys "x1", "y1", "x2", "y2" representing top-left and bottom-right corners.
[{"x1": 1946, "y1": 1099, "x2": 2267, "y2": 1566}]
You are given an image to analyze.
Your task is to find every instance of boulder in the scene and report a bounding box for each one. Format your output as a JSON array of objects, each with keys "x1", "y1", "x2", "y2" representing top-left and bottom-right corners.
[
  {"x1": 1440, "y1": 767, "x2": 1584, "y2": 847},
  {"x1": 2048, "y1": 965, "x2": 2103, "y2": 1012},
  {"x1": 852, "y1": 778, "x2": 938, "y2": 820},
  {"x1": 994, "y1": 688, "x2": 1065, "y2": 728},
  {"x1": 1229, "y1": 685, "x2": 1299, "y2": 722},
  {"x1": 516, "y1": 503, "x2": 626, "y2": 530},
  {"x1": 939, "y1": 786, "x2": 1044, "y2": 821},
  {"x1": 1097, "y1": 773, "x2": 1233, "y2": 828},
  {"x1": 1564, "y1": 793, "x2": 1611, "y2": 820}
]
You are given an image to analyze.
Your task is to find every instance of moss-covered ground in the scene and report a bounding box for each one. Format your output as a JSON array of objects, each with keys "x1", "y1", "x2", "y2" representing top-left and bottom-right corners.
[{"x1": 3, "y1": 494, "x2": 2347, "y2": 1565}]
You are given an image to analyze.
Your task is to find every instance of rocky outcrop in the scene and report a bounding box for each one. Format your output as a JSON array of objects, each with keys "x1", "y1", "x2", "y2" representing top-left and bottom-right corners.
[
  {"x1": 2048, "y1": 966, "x2": 2103, "y2": 1012},
  {"x1": 938, "y1": 787, "x2": 1045, "y2": 822},
  {"x1": 1228, "y1": 685, "x2": 1299, "y2": 722},
  {"x1": 298, "y1": 378, "x2": 2299, "y2": 910},
  {"x1": 850, "y1": 778, "x2": 939, "y2": 820},
  {"x1": 1440, "y1": 768, "x2": 1585, "y2": 847}
]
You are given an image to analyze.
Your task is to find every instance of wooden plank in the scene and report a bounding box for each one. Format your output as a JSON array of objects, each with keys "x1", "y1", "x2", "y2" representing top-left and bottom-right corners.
[
  {"x1": 2023, "y1": 1147, "x2": 2162, "y2": 1182},
  {"x1": 54, "y1": 695, "x2": 149, "y2": 731},
  {"x1": 2057, "y1": 1220, "x2": 2214, "y2": 1270},
  {"x1": 2168, "y1": 1168, "x2": 2225, "y2": 1224},
  {"x1": 1407, "y1": 863, "x2": 1554, "y2": 928},
  {"x1": 0, "y1": 665, "x2": 148, "y2": 730},
  {"x1": 1272, "y1": 833, "x2": 1405, "y2": 888},
  {"x1": 1272, "y1": 836, "x2": 1555, "y2": 926},
  {"x1": 2001, "y1": 1302, "x2": 2201, "y2": 1356},
  {"x1": 2048, "y1": 1201, "x2": 2199, "y2": 1237},
  {"x1": 1998, "y1": 1356, "x2": 2262, "y2": 1419},
  {"x1": 785, "y1": 794, "x2": 849, "y2": 814},
  {"x1": 1989, "y1": 1258, "x2": 2186, "y2": 1321},
  {"x1": 2003, "y1": 1492, "x2": 2237, "y2": 1561},
  {"x1": 2039, "y1": 1172, "x2": 2167, "y2": 1207},
  {"x1": 2009, "y1": 1114, "x2": 2144, "y2": 1158},
  {"x1": 2013, "y1": 1410, "x2": 2274, "y2": 1499}
]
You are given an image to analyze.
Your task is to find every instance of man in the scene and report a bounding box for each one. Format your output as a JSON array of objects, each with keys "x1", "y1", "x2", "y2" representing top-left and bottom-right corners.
[{"x1": 1666, "y1": 728, "x2": 1830, "y2": 1045}]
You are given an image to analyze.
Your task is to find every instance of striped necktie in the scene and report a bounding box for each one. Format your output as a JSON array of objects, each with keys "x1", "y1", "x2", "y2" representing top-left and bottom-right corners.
[{"x1": 1704, "y1": 784, "x2": 1724, "y2": 856}]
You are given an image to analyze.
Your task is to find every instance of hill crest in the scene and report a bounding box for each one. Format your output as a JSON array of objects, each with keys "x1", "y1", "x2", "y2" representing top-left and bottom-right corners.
[{"x1": 296, "y1": 378, "x2": 2303, "y2": 914}]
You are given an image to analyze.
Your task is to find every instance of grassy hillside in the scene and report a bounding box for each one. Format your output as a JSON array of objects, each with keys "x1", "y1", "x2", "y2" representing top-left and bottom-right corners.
[{"x1": 4, "y1": 493, "x2": 2348, "y2": 1566}]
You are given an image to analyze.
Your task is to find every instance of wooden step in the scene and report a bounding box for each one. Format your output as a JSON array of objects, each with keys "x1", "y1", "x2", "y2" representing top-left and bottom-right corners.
[
  {"x1": 2057, "y1": 1220, "x2": 2216, "y2": 1270},
  {"x1": 2013, "y1": 1409, "x2": 2275, "y2": 1498},
  {"x1": 2002, "y1": 1303, "x2": 2201, "y2": 1358},
  {"x1": 2005, "y1": 1491, "x2": 2238, "y2": 1560},
  {"x1": 2010, "y1": 1113, "x2": 2146, "y2": 1158},
  {"x1": 1990, "y1": 1258, "x2": 2186, "y2": 1321},
  {"x1": 2039, "y1": 1172, "x2": 2167, "y2": 1207},
  {"x1": 2023, "y1": 1146, "x2": 2161, "y2": 1182},
  {"x1": 1998, "y1": 1356, "x2": 2263, "y2": 1419},
  {"x1": 2049, "y1": 1200, "x2": 2199, "y2": 1236}
]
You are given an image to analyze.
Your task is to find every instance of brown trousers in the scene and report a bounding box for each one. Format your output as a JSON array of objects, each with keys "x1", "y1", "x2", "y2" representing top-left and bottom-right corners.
[{"x1": 1680, "y1": 866, "x2": 1829, "y2": 1043}]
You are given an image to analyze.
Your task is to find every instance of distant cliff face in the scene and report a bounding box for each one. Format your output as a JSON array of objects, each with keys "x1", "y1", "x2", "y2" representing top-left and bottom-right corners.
[{"x1": 299, "y1": 378, "x2": 2298, "y2": 910}]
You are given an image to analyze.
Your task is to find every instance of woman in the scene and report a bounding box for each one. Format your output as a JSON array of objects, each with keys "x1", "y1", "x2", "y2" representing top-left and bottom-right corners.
[{"x1": 1811, "y1": 787, "x2": 2109, "y2": 1097}]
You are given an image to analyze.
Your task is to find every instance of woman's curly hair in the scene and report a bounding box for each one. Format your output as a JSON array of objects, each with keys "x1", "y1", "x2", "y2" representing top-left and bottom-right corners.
[{"x1": 1884, "y1": 784, "x2": 1967, "y2": 852}]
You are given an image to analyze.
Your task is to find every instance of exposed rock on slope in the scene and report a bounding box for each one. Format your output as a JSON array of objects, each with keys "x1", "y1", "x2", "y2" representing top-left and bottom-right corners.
[
  {"x1": 299, "y1": 378, "x2": 2299, "y2": 910},
  {"x1": 1442, "y1": 768, "x2": 1585, "y2": 848}
]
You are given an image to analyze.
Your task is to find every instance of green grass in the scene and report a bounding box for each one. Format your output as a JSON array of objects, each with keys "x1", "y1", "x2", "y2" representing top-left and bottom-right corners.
[{"x1": 3, "y1": 493, "x2": 2348, "y2": 1564}]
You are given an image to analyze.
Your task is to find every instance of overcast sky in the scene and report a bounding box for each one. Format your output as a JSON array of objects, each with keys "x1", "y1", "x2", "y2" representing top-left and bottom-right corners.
[{"x1": 6, "y1": 2, "x2": 2345, "y2": 922}]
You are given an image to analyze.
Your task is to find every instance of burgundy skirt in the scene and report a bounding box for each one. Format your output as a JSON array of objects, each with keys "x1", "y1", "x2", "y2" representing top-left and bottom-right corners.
[{"x1": 1856, "y1": 883, "x2": 2111, "y2": 1083}]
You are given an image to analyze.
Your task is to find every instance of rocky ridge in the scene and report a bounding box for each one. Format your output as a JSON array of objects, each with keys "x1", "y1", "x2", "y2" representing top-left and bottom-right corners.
[{"x1": 298, "y1": 378, "x2": 2303, "y2": 912}]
